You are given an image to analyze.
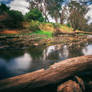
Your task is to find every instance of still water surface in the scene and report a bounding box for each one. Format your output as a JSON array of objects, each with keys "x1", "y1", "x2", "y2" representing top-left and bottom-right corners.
[{"x1": 0, "y1": 42, "x2": 92, "y2": 80}]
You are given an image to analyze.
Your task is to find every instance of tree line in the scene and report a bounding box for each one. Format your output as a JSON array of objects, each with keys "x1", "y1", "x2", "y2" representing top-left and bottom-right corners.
[
  {"x1": 0, "y1": 0, "x2": 92, "y2": 31},
  {"x1": 29, "y1": 0, "x2": 92, "y2": 31}
]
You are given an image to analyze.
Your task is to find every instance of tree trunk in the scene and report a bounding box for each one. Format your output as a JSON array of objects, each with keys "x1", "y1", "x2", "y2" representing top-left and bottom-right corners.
[
  {"x1": 0, "y1": 55, "x2": 92, "y2": 91},
  {"x1": 55, "y1": 16, "x2": 58, "y2": 23}
]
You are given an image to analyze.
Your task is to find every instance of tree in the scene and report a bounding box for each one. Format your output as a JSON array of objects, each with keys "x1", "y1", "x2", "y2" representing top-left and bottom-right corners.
[
  {"x1": 68, "y1": 1, "x2": 88, "y2": 31},
  {"x1": 25, "y1": 8, "x2": 44, "y2": 22},
  {"x1": 1, "y1": 10, "x2": 23, "y2": 28},
  {"x1": 29, "y1": 0, "x2": 49, "y2": 22},
  {"x1": 0, "y1": 3, "x2": 9, "y2": 15},
  {"x1": 46, "y1": 0, "x2": 62, "y2": 23},
  {"x1": 0, "y1": 4, "x2": 23, "y2": 29},
  {"x1": 7, "y1": 10, "x2": 23, "y2": 28},
  {"x1": 29, "y1": 0, "x2": 64, "y2": 23}
]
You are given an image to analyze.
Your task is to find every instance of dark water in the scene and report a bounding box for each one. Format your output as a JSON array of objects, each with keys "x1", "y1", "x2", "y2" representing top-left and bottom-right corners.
[{"x1": 0, "y1": 42, "x2": 92, "y2": 80}]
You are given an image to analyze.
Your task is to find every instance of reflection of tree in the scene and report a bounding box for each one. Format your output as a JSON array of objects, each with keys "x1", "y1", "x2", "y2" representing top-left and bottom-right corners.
[
  {"x1": 68, "y1": 43, "x2": 85, "y2": 58},
  {"x1": 42, "y1": 45, "x2": 69, "y2": 61},
  {"x1": 0, "y1": 49, "x2": 24, "y2": 60},
  {"x1": 82, "y1": 44, "x2": 92, "y2": 55},
  {"x1": 27, "y1": 46, "x2": 45, "y2": 59}
]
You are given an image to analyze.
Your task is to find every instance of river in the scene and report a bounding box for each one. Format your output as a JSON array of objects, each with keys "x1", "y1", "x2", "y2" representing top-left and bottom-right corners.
[{"x1": 0, "y1": 41, "x2": 92, "y2": 80}]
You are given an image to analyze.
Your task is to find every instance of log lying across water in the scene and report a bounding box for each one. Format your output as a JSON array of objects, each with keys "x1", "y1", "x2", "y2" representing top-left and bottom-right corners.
[{"x1": 0, "y1": 55, "x2": 92, "y2": 91}]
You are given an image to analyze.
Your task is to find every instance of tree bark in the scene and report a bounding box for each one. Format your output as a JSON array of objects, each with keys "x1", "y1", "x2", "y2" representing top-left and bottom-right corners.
[{"x1": 0, "y1": 55, "x2": 92, "y2": 91}]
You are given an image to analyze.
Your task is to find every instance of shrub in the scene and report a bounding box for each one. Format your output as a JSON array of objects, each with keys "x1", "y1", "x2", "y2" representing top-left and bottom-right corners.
[{"x1": 29, "y1": 21, "x2": 40, "y2": 32}]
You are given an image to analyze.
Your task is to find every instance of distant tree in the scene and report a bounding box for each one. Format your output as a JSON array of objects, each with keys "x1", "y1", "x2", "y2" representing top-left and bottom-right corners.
[
  {"x1": 29, "y1": 0, "x2": 49, "y2": 22},
  {"x1": 68, "y1": 1, "x2": 88, "y2": 31},
  {"x1": 3, "y1": 10, "x2": 23, "y2": 28},
  {"x1": 0, "y1": 4, "x2": 23, "y2": 29},
  {"x1": 29, "y1": 0, "x2": 64, "y2": 23},
  {"x1": 0, "y1": 3, "x2": 9, "y2": 14},
  {"x1": 25, "y1": 8, "x2": 44, "y2": 22},
  {"x1": 46, "y1": 0, "x2": 62, "y2": 23}
]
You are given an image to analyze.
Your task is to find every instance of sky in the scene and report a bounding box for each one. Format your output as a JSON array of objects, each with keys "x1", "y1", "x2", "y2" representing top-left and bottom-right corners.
[
  {"x1": 0, "y1": 0, "x2": 92, "y2": 23},
  {"x1": 0, "y1": 0, "x2": 30, "y2": 14}
]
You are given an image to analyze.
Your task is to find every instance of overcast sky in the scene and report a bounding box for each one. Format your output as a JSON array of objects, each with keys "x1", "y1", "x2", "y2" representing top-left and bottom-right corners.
[{"x1": 0, "y1": 0, "x2": 92, "y2": 23}]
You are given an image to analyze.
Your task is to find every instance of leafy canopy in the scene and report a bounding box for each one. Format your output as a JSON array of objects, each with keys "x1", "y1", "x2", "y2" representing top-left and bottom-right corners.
[
  {"x1": 0, "y1": 3, "x2": 9, "y2": 14},
  {"x1": 68, "y1": 1, "x2": 88, "y2": 31},
  {"x1": 5, "y1": 10, "x2": 24, "y2": 28},
  {"x1": 0, "y1": 4, "x2": 23, "y2": 28},
  {"x1": 25, "y1": 8, "x2": 44, "y2": 22}
]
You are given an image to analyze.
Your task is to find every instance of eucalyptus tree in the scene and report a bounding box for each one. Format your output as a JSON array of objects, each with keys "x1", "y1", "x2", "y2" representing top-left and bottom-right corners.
[
  {"x1": 29, "y1": 0, "x2": 65, "y2": 23},
  {"x1": 68, "y1": 1, "x2": 88, "y2": 31},
  {"x1": 46, "y1": 0, "x2": 64, "y2": 23},
  {"x1": 29, "y1": 0, "x2": 49, "y2": 22}
]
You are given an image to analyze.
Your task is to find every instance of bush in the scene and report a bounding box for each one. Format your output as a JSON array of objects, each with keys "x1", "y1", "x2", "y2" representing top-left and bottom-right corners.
[
  {"x1": 29, "y1": 21, "x2": 40, "y2": 31},
  {"x1": 25, "y1": 8, "x2": 44, "y2": 22}
]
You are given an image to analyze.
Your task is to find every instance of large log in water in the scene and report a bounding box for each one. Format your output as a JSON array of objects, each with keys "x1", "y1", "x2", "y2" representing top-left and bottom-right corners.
[{"x1": 0, "y1": 55, "x2": 92, "y2": 91}]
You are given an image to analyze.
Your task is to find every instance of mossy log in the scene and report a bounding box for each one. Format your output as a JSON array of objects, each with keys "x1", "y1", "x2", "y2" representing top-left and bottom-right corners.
[{"x1": 0, "y1": 55, "x2": 92, "y2": 91}]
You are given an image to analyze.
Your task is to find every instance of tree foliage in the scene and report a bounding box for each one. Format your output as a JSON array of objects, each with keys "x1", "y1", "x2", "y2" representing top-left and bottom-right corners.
[
  {"x1": 0, "y1": 3, "x2": 9, "y2": 14},
  {"x1": 29, "y1": 0, "x2": 64, "y2": 23},
  {"x1": 5, "y1": 10, "x2": 23, "y2": 28},
  {"x1": 25, "y1": 8, "x2": 44, "y2": 22},
  {"x1": 46, "y1": 0, "x2": 62, "y2": 23},
  {"x1": 68, "y1": 1, "x2": 88, "y2": 31},
  {"x1": 0, "y1": 4, "x2": 23, "y2": 29}
]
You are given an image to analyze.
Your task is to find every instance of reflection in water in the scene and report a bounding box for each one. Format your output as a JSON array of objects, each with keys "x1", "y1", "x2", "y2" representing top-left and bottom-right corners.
[
  {"x1": 43, "y1": 45, "x2": 69, "y2": 61},
  {"x1": 0, "y1": 53, "x2": 32, "y2": 79},
  {"x1": 7, "y1": 53, "x2": 32, "y2": 74},
  {"x1": 82, "y1": 44, "x2": 92, "y2": 55},
  {"x1": 0, "y1": 43, "x2": 92, "y2": 80},
  {"x1": 42, "y1": 45, "x2": 69, "y2": 68}
]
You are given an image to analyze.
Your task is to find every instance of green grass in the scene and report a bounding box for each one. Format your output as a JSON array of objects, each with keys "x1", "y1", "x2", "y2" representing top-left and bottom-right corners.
[{"x1": 30, "y1": 30, "x2": 53, "y2": 38}]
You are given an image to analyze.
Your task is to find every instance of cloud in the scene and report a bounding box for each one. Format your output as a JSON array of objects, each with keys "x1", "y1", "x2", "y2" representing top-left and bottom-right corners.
[{"x1": 9, "y1": 0, "x2": 29, "y2": 15}]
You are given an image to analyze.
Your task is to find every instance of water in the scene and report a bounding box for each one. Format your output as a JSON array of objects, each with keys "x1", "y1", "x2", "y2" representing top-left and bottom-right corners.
[{"x1": 0, "y1": 42, "x2": 92, "y2": 80}]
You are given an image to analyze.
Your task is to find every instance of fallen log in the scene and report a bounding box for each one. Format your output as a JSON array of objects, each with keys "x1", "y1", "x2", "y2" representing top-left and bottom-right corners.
[{"x1": 0, "y1": 55, "x2": 92, "y2": 91}]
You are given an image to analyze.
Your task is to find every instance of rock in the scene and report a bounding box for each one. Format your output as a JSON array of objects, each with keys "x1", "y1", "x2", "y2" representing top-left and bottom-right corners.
[
  {"x1": 33, "y1": 43, "x2": 39, "y2": 46},
  {"x1": 57, "y1": 76, "x2": 85, "y2": 92}
]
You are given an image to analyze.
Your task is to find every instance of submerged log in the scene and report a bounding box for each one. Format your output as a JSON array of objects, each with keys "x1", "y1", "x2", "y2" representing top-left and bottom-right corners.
[{"x1": 0, "y1": 55, "x2": 92, "y2": 91}]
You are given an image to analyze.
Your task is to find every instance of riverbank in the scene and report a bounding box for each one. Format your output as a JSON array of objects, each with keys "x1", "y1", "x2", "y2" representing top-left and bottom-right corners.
[
  {"x1": 0, "y1": 23, "x2": 92, "y2": 49},
  {"x1": 0, "y1": 33, "x2": 91, "y2": 49}
]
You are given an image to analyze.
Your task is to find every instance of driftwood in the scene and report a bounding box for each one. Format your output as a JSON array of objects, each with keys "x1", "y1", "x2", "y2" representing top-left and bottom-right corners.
[
  {"x1": 57, "y1": 76, "x2": 85, "y2": 92},
  {"x1": 0, "y1": 55, "x2": 92, "y2": 91}
]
